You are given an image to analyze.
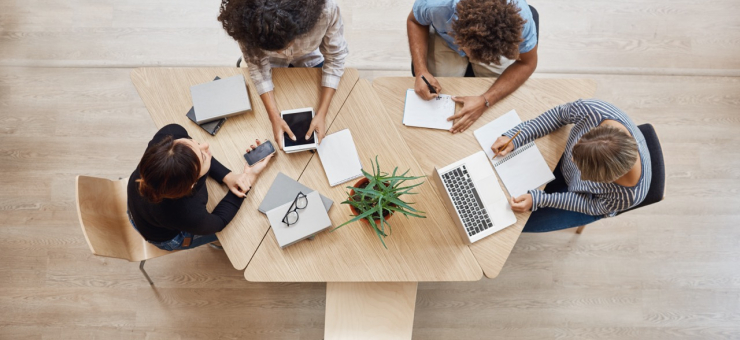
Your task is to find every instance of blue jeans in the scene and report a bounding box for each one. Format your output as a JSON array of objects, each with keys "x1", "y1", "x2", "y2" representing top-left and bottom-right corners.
[
  {"x1": 127, "y1": 210, "x2": 218, "y2": 251},
  {"x1": 522, "y1": 160, "x2": 603, "y2": 233}
]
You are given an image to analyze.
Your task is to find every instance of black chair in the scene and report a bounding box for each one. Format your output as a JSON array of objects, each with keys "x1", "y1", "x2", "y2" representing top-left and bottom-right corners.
[
  {"x1": 411, "y1": 5, "x2": 539, "y2": 78},
  {"x1": 576, "y1": 124, "x2": 666, "y2": 234}
]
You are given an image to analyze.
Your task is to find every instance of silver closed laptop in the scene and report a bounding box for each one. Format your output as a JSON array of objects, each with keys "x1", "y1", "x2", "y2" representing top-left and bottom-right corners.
[
  {"x1": 190, "y1": 74, "x2": 252, "y2": 124},
  {"x1": 431, "y1": 151, "x2": 516, "y2": 244}
]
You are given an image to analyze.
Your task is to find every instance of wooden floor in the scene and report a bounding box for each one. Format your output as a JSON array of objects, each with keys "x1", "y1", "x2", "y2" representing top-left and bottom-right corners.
[{"x1": 1, "y1": 0, "x2": 739, "y2": 339}]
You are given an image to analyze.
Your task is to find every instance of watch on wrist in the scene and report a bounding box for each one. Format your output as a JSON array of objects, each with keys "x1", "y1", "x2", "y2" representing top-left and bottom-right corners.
[{"x1": 482, "y1": 96, "x2": 490, "y2": 108}]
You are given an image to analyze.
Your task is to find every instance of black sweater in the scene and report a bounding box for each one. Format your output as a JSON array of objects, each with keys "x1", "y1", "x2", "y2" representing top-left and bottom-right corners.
[{"x1": 127, "y1": 124, "x2": 245, "y2": 242}]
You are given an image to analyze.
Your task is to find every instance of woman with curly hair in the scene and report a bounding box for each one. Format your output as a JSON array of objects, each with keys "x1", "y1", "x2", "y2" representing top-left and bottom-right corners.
[
  {"x1": 407, "y1": 0, "x2": 538, "y2": 134},
  {"x1": 218, "y1": 0, "x2": 348, "y2": 148}
]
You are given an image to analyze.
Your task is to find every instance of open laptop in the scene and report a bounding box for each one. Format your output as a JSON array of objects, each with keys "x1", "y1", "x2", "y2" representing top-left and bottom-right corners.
[{"x1": 431, "y1": 151, "x2": 517, "y2": 244}]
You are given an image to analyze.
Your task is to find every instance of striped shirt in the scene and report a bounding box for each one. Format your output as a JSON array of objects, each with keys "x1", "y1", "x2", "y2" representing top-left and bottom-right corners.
[
  {"x1": 503, "y1": 99, "x2": 652, "y2": 217},
  {"x1": 239, "y1": 0, "x2": 348, "y2": 95}
]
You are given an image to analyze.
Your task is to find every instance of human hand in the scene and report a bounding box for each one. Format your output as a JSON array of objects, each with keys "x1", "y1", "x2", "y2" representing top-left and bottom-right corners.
[
  {"x1": 243, "y1": 139, "x2": 275, "y2": 186},
  {"x1": 271, "y1": 118, "x2": 296, "y2": 150},
  {"x1": 447, "y1": 95, "x2": 488, "y2": 133},
  {"x1": 414, "y1": 72, "x2": 441, "y2": 100},
  {"x1": 510, "y1": 194, "x2": 533, "y2": 213},
  {"x1": 491, "y1": 136, "x2": 515, "y2": 158},
  {"x1": 306, "y1": 112, "x2": 326, "y2": 144}
]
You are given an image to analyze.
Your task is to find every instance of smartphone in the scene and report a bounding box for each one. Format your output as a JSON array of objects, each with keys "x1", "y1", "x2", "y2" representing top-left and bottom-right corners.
[{"x1": 243, "y1": 140, "x2": 276, "y2": 166}]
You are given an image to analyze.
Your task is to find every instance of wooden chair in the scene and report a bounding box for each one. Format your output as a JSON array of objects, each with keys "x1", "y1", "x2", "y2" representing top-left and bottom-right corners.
[
  {"x1": 75, "y1": 175, "x2": 174, "y2": 285},
  {"x1": 576, "y1": 123, "x2": 666, "y2": 234}
]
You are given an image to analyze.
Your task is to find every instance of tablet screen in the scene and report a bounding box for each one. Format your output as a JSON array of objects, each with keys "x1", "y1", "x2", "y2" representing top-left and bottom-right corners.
[{"x1": 283, "y1": 110, "x2": 315, "y2": 147}]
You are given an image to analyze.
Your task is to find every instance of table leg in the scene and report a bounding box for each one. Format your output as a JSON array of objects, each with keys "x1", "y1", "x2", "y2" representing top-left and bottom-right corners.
[{"x1": 325, "y1": 282, "x2": 418, "y2": 340}]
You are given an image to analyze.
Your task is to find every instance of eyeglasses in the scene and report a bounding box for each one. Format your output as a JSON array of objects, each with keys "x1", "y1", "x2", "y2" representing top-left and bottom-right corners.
[{"x1": 282, "y1": 191, "x2": 308, "y2": 226}]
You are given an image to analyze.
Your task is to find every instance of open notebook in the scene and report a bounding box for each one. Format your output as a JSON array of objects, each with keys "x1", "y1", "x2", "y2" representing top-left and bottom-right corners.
[
  {"x1": 402, "y1": 89, "x2": 454, "y2": 130},
  {"x1": 474, "y1": 110, "x2": 554, "y2": 198}
]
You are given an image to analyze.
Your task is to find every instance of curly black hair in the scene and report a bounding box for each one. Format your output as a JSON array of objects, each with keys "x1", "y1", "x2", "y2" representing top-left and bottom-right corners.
[
  {"x1": 218, "y1": 0, "x2": 326, "y2": 61},
  {"x1": 452, "y1": 0, "x2": 525, "y2": 65}
]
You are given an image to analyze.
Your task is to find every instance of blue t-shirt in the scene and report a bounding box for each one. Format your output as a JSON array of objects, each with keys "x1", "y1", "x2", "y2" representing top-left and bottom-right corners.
[{"x1": 413, "y1": 0, "x2": 537, "y2": 57}]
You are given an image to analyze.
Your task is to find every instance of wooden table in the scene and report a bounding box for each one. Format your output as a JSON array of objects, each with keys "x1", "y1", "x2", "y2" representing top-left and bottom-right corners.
[
  {"x1": 131, "y1": 68, "x2": 596, "y2": 339},
  {"x1": 130, "y1": 67, "x2": 358, "y2": 271},
  {"x1": 373, "y1": 77, "x2": 597, "y2": 278}
]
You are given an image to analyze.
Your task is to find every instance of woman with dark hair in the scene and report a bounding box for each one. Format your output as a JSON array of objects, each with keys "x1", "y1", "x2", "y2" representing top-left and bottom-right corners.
[
  {"x1": 491, "y1": 99, "x2": 652, "y2": 232},
  {"x1": 218, "y1": 0, "x2": 349, "y2": 149},
  {"x1": 127, "y1": 124, "x2": 273, "y2": 251}
]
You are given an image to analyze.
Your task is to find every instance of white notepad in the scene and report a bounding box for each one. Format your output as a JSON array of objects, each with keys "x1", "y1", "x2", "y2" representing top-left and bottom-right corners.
[
  {"x1": 317, "y1": 129, "x2": 363, "y2": 187},
  {"x1": 402, "y1": 89, "x2": 454, "y2": 130},
  {"x1": 474, "y1": 110, "x2": 555, "y2": 198}
]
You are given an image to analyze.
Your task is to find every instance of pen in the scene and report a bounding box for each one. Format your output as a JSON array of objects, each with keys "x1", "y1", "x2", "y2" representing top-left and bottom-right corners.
[
  {"x1": 494, "y1": 130, "x2": 521, "y2": 158},
  {"x1": 420, "y1": 75, "x2": 437, "y2": 95}
]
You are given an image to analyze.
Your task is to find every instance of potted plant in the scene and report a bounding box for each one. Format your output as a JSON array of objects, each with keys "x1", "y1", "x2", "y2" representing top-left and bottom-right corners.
[{"x1": 332, "y1": 157, "x2": 426, "y2": 249}]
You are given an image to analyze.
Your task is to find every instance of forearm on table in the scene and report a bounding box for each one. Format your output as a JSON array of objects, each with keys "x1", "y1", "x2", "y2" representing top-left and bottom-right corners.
[
  {"x1": 259, "y1": 91, "x2": 281, "y2": 121},
  {"x1": 317, "y1": 87, "x2": 336, "y2": 117},
  {"x1": 481, "y1": 59, "x2": 536, "y2": 106},
  {"x1": 407, "y1": 13, "x2": 430, "y2": 74}
]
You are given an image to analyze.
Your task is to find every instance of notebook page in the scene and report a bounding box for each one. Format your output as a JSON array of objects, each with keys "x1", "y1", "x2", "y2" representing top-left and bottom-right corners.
[
  {"x1": 317, "y1": 129, "x2": 363, "y2": 187},
  {"x1": 474, "y1": 110, "x2": 554, "y2": 197},
  {"x1": 402, "y1": 89, "x2": 454, "y2": 130},
  {"x1": 493, "y1": 142, "x2": 555, "y2": 197}
]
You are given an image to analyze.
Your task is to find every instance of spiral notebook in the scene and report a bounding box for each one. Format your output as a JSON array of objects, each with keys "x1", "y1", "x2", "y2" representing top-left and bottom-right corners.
[
  {"x1": 316, "y1": 129, "x2": 363, "y2": 186},
  {"x1": 474, "y1": 110, "x2": 554, "y2": 197}
]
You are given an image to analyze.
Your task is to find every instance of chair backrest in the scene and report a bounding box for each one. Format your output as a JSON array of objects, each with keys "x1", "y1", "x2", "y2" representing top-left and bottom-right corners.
[
  {"x1": 76, "y1": 175, "x2": 171, "y2": 262},
  {"x1": 620, "y1": 124, "x2": 665, "y2": 214}
]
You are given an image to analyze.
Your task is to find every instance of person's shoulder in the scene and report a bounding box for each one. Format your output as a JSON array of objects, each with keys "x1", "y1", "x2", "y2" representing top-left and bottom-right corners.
[{"x1": 413, "y1": 0, "x2": 456, "y2": 20}]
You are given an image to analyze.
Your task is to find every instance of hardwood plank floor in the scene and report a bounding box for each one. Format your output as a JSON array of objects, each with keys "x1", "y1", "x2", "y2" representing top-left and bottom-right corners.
[
  {"x1": 1, "y1": 68, "x2": 738, "y2": 339},
  {"x1": 1, "y1": 0, "x2": 739, "y2": 338}
]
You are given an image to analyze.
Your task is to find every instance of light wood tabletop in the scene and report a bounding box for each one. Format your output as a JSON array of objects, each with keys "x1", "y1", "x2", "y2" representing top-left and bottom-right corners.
[
  {"x1": 244, "y1": 80, "x2": 483, "y2": 282},
  {"x1": 372, "y1": 77, "x2": 598, "y2": 279},
  {"x1": 130, "y1": 67, "x2": 359, "y2": 270}
]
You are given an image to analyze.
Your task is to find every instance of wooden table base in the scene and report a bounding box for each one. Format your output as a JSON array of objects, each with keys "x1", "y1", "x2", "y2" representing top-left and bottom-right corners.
[{"x1": 325, "y1": 282, "x2": 418, "y2": 340}]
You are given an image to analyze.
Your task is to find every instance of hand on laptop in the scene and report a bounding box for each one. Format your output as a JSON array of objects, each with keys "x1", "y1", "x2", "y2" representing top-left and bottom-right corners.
[
  {"x1": 510, "y1": 193, "x2": 532, "y2": 213},
  {"x1": 491, "y1": 136, "x2": 514, "y2": 157}
]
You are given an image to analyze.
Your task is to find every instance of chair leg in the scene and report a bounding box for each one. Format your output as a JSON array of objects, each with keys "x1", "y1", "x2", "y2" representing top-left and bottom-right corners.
[
  {"x1": 575, "y1": 226, "x2": 585, "y2": 234},
  {"x1": 139, "y1": 260, "x2": 154, "y2": 285}
]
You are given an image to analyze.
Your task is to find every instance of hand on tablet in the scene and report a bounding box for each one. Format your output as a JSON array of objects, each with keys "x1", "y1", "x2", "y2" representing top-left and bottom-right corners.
[
  {"x1": 306, "y1": 114, "x2": 326, "y2": 144},
  {"x1": 271, "y1": 118, "x2": 296, "y2": 150}
]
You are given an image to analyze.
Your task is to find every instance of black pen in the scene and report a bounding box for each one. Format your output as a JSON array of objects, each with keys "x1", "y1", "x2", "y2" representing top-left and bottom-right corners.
[{"x1": 420, "y1": 75, "x2": 437, "y2": 95}]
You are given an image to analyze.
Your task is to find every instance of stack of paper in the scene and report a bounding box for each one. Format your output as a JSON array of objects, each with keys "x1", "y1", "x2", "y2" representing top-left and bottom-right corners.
[
  {"x1": 317, "y1": 129, "x2": 363, "y2": 186},
  {"x1": 473, "y1": 110, "x2": 554, "y2": 197},
  {"x1": 402, "y1": 89, "x2": 454, "y2": 130}
]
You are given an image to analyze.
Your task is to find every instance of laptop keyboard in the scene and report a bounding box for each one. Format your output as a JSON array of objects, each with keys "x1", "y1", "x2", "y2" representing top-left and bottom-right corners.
[{"x1": 441, "y1": 165, "x2": 494, "y2": 237}]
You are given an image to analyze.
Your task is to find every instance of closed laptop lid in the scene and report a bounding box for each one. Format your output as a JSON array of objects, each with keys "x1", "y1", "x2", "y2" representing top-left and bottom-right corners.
[{"x1": 190, "y1": 74, "x2": 252, "y2": 123}]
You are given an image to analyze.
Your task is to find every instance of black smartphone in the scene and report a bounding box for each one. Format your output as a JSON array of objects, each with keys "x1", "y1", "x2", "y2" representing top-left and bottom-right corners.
[{"x1": 243, "y1": 140, "x2": 276, "y2": 166}]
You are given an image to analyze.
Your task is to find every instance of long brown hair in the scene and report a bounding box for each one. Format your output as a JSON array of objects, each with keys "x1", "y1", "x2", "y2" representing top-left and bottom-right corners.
[
  {"x1": 572, "y1": 125, "x2": 638, "y2": 183},
  {"x1": 136, "y1": 136, "x2": 201, "y2": 203}
]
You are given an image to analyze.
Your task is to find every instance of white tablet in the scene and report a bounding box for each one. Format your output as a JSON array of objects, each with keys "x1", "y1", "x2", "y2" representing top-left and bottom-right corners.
[{"x1": 281, "y1": 107, "x2": 318, "y2": 153}]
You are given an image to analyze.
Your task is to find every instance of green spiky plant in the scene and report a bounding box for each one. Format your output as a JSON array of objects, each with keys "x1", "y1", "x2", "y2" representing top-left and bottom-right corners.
[{"x1": 332, "y1": 156, "x2": 426, "y2": 249}]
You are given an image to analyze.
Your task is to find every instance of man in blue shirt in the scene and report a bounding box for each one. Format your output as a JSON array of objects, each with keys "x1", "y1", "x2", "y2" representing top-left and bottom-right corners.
[{"x1": 407, "y1": 0, "x2": 538, "y2": 133}]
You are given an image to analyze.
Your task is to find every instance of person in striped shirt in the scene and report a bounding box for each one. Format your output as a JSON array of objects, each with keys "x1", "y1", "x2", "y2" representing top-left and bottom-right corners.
[{"x1": 491, "y1": 99, "x2": 652, "y2": 232}]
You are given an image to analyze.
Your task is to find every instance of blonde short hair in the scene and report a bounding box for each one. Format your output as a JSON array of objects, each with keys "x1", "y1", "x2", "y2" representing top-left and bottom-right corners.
[{"x1": 572, "y1": 125, "x2": 638, "y2": 183}]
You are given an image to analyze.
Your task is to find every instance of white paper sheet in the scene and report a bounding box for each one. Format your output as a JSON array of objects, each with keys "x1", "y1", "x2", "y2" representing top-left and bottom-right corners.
[
  {"x1": 402, "y1": 89, "x2": 454, "y2": 130},
  {"x1": 317, "y1": 129, "x2": 363, "y2": 187}
]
